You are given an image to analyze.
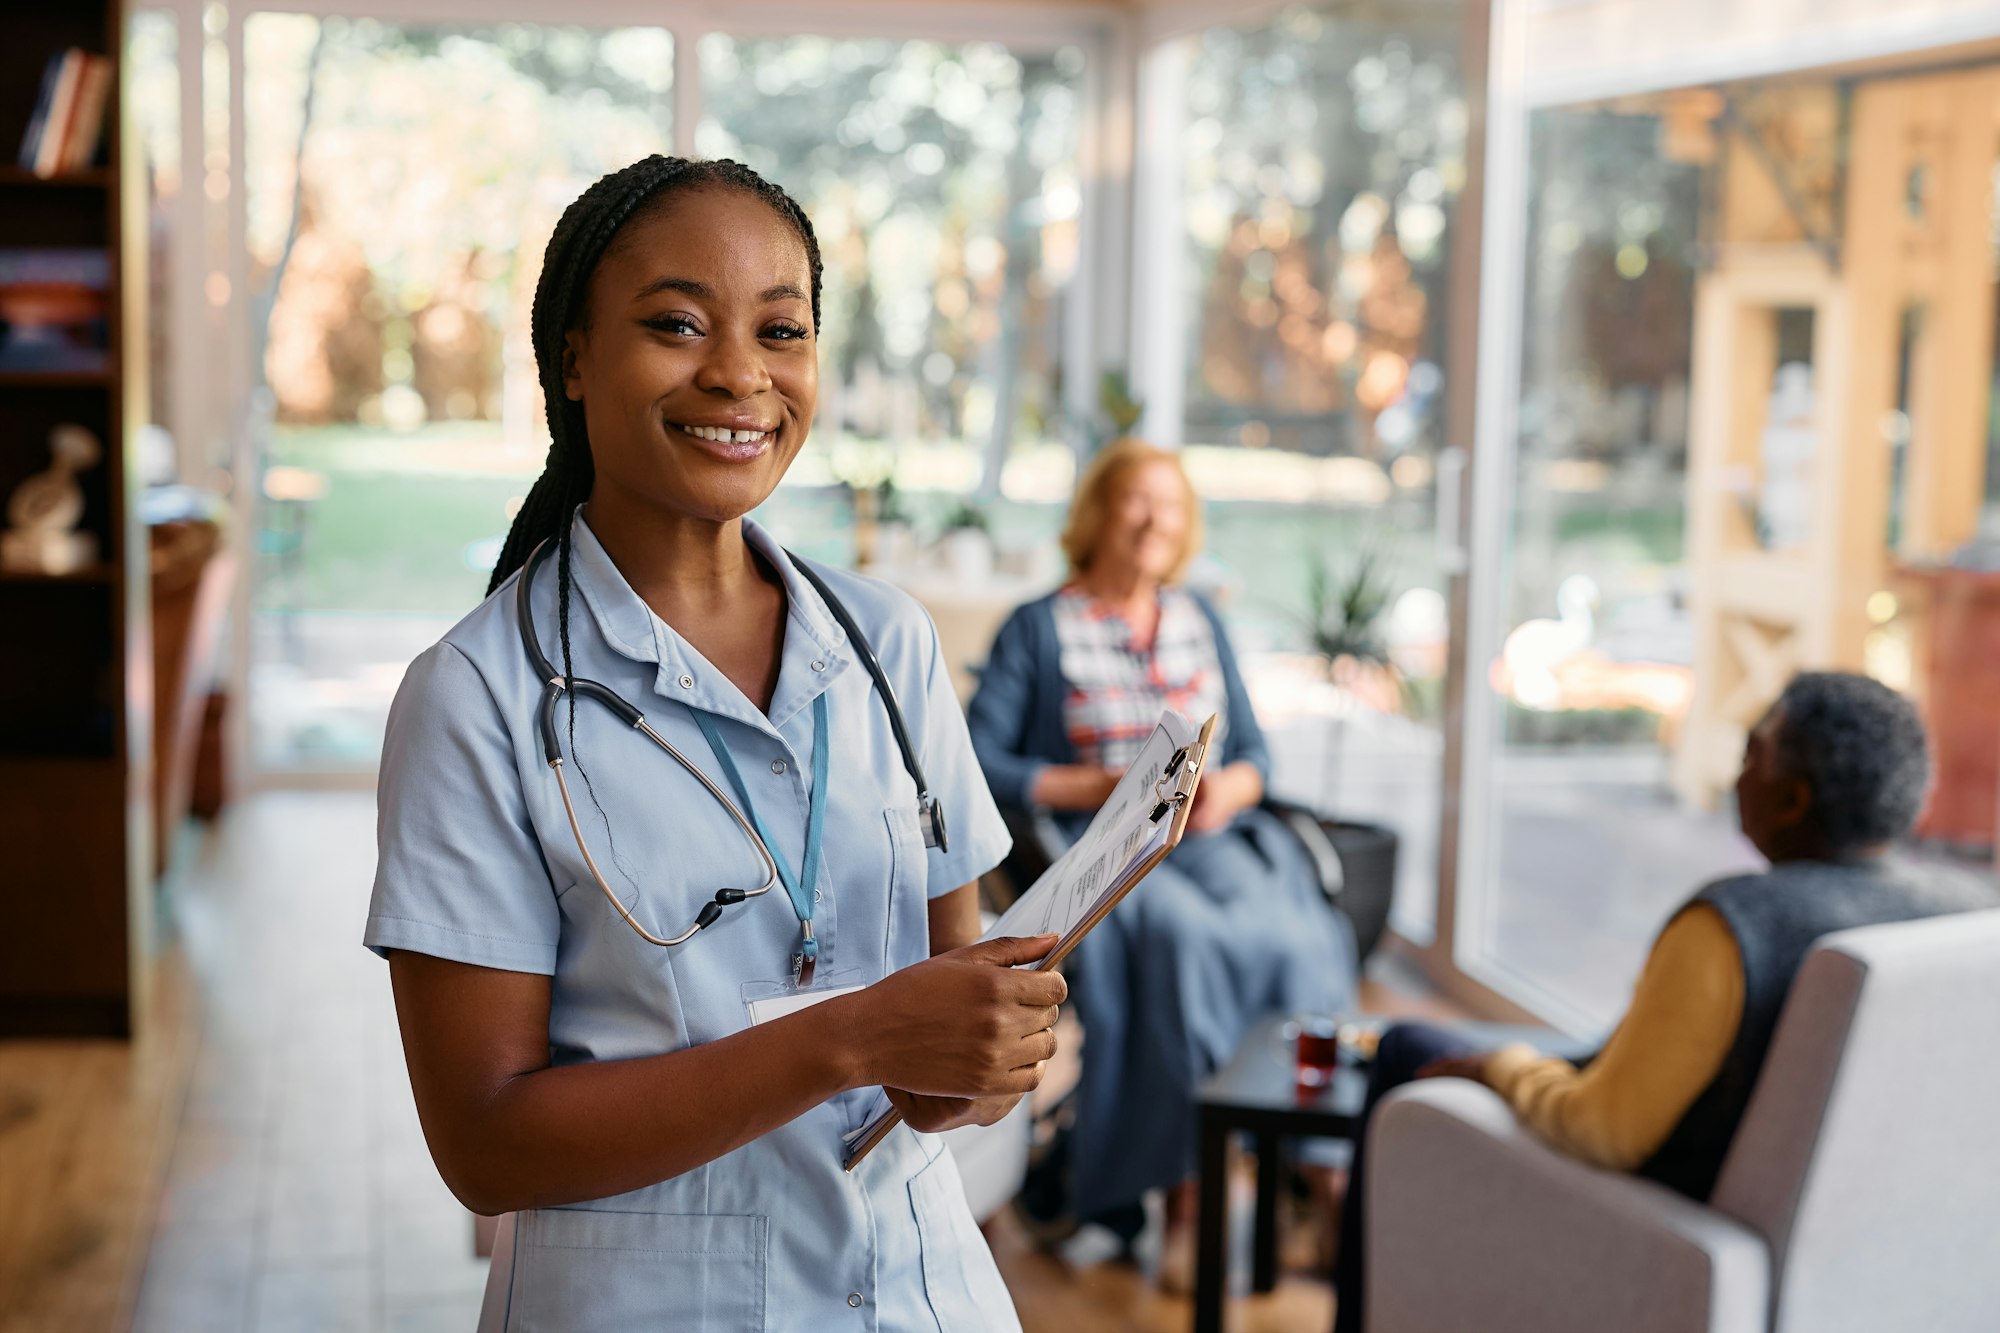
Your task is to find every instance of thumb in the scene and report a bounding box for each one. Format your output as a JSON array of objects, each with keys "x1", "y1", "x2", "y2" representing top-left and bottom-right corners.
[{"x1": 957, "y1": 934, "x2": 1059, "y2": 968}]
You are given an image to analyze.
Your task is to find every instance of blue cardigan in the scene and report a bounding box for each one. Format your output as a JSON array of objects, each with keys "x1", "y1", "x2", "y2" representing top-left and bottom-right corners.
[{"x1": 964, "y1": 590, "x2": 1272, "y2": 811}]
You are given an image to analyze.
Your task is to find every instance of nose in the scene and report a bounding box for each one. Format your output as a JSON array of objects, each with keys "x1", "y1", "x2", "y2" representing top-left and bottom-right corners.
[{"x1": 693, "y1": 328, "x2": 770, "y2": 400}]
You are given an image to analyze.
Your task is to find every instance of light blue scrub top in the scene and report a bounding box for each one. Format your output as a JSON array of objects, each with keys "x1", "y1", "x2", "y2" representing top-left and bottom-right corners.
[{"x1": 364, "y1": 510, "x2": 1018, "y2": 1333}]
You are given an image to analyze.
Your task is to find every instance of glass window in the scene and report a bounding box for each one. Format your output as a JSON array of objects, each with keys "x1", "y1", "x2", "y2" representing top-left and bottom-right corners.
[
  {"x1": 1170, "y1": 2, "x2": 1475, "y2": 937},
  {"x1": 128, "y1": 10, "x2": 180, "y2": 448},
  {"x1": 1180, "y1": 3, "x2": 1467, "y2": 459},
  {"x1": 1475, "y1": 81, "x2": 2000, "y2": 1025},
  {"x1": 1477, "y1": 105, "x2": 1736, "y2": 1024},
  {"x1": 243, "y1": 16, "x2": 672, "y2": 770},
  {"x1": 697, "y1": 34, "x2": 1085, "y2": 518}
]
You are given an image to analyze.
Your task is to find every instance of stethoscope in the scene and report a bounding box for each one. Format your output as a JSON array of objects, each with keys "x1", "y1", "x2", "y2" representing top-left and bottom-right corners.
[{"x1": 515, "y1": 537, "x2": 947, "y2": 976}]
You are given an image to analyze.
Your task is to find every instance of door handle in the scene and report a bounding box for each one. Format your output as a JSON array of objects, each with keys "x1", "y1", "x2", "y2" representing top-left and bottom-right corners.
[{"x1": 1435, "y1": 445, "x2": 1468, "y2": 575}]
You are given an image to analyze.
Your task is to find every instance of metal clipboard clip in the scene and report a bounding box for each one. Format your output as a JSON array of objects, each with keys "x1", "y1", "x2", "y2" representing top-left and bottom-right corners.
[{"x1": 1148, "y1": 743, "x2": 1204, "y2": 823}]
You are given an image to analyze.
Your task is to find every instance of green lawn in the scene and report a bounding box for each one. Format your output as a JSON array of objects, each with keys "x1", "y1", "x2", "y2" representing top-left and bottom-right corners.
[{"x1": 257, "y1": 424, "x2": 1687, "y2": 649}]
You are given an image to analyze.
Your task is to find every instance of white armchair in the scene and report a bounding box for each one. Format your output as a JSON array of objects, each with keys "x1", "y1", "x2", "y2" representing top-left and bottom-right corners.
[{"x1": 1365, "y1": 909, "x2": 2000, "y2": 1333}]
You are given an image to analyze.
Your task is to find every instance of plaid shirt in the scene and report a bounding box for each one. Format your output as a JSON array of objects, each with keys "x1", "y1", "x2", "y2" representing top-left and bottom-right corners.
[{"x1": 1053, "y1": 584, "x2": 1226, "y2": 770}]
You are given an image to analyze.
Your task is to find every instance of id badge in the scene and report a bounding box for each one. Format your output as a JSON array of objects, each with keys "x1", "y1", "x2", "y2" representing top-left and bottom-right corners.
[{"x1": 742, "y1": 967, "x2": 866, "y2": 1027}]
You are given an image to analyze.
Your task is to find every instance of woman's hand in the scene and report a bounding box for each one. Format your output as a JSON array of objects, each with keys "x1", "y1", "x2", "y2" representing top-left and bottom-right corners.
[
  {"x1": 849, "y1": 935, "x2": 1067, "y2": 1101},
  {"x1": 881, "y1": 1089, "x2": 1024, "y2": 1134},
  {"x1": 1030, "y1": 764, "x2": 1123, "y2": 812},
  {"x1": 1185, "y1": 760, "x2": 1263, "y2": 834}
]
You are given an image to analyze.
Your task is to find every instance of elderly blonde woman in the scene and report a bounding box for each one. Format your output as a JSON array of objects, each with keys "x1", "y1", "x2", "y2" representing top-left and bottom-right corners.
[{"x1": 966, "y1": 439, "x2": 1356, "y2": 1275}]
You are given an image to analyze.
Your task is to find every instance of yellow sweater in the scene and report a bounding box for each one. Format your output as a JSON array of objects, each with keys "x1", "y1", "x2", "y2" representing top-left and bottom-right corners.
[{"x1": 1482, "y1": 904, "x2": 1745, "y2": 1172}]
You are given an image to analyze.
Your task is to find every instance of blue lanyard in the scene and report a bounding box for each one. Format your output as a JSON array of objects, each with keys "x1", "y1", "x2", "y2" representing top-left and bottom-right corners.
[{"x1": 689, "y1": 692, "x2": 830, "y2": 969}]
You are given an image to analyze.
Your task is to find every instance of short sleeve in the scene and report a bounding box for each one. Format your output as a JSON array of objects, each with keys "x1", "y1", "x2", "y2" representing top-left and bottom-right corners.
[
  {"x1": 364, "y1": 641, "x2": 560, "y2": 973},
  {"x1": 914, "y1": 613, "x2": 1011, "y2": 895}
]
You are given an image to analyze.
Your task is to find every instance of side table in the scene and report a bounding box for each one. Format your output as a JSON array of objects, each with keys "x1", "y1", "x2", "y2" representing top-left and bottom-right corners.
[{"x1": 1194, "y1": 1010, "x2": 1366, "y2": 1333}]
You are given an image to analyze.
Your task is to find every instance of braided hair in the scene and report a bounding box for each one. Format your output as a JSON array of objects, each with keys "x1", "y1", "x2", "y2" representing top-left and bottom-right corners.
[{"x1": 486, "y1": 155, "x2": 823, "y2": 764}]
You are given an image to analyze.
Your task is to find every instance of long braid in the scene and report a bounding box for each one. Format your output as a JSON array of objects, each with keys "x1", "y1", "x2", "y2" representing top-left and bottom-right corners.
[
  {"x1": 482, "y1": 155, "x2": 824, "y2": 871},
  {"x1": 552, "y1": 461, "x2": 617, "y2": 854}
]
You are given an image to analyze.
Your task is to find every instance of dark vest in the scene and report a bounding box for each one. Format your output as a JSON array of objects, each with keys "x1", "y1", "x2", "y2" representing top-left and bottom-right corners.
[{"x1": 1638, "y1": 857, "x2": 1996, "y2": 1201}]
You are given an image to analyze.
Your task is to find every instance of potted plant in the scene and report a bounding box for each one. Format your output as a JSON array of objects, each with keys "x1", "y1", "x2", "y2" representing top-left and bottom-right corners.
[
  {"x1": 1294, "y1": 546, "x2": 1405, "y2": 963},
  {"x1": 937, "y1": 500, "x2": 995, "y2": 581},
  {"x1": 828, "y1": 439, "x2": 897, "y2": 568},
  {"x1": 871, "y1": 475, "x2": 915, "y2": 567},
  {"x1": 1097, "y1": 369, "x2": 1145, "y2": 446},
  {"x1": 1305, "y1": 547, "x2": 1400, "y2": 723}
]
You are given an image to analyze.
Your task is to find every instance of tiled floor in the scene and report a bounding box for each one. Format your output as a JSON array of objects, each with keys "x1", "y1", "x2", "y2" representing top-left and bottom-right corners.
[{"x1": 134, "y1": 793, "x2": 487, "y2": 1333}]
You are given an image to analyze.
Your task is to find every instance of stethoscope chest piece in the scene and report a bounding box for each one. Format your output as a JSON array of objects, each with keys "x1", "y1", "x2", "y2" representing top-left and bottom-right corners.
[{"x1": 920, "y1": 795, "x2": 948, "y2": 852}]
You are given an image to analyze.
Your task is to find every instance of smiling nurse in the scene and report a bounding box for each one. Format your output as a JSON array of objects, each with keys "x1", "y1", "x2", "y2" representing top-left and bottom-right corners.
[{"x1": 364, "y1": 157, "x2": 1062, "y2": 1331}]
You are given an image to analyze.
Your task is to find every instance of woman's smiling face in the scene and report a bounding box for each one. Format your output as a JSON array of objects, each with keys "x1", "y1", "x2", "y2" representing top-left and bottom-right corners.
[{"x1": 562, "y1": 186, "x2": 818, "y2": 524}]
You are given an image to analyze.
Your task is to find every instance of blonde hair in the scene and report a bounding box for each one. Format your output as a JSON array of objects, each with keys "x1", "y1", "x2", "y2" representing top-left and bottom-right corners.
[{"x1": 1059, "y1": 438, "x2": 1204, "y2": 583}]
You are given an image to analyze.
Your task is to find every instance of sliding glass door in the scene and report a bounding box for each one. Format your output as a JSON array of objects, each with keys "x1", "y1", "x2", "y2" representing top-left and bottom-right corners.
[
  {"x1": 240, "y1": 14, "x2": 673, "y2": 772},
  {"x1": 1141, "y1": 1, "x2": 1487, "y2": 945}
]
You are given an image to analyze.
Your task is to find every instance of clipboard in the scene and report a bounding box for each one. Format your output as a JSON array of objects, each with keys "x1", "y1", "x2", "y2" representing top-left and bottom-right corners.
[{"x1": 843, "y1": 713, "x2": 1218, "y2": 1171}]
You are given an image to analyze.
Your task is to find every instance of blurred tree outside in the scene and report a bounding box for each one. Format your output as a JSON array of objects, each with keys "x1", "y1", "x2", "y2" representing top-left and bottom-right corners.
[
  {"x1": 246, "y1": 16, "x2": 674, "y2": 442},
  {"x1": 698, "y1": 36, "x2": 1085, "y2": 498},
  {"x1": 1182, "y1": 1, "x2": 1469, "y2": 463}
]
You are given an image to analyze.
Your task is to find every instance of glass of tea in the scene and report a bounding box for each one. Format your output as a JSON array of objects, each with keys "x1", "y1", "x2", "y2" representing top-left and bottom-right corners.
[{"x1": 1293, "y1": 1013, "x2": 1343, "y2": 1088}]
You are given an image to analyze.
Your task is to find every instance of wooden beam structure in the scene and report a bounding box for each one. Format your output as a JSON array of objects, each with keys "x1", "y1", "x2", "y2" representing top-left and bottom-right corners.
[{"x1": 1674, "y1": 66, "x2": 2000, "y2": 808}]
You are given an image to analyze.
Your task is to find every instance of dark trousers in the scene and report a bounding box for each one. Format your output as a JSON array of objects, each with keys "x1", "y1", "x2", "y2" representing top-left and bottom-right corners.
[{"x1": 1331, "y1": 1022, "x2": 1483, "y2": 1333}]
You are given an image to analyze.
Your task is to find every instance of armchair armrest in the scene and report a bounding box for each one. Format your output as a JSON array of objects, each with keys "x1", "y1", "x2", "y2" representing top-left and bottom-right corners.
[{"x1": 1366, "y1": 1081, "x2": 1769, "y2": 1333}]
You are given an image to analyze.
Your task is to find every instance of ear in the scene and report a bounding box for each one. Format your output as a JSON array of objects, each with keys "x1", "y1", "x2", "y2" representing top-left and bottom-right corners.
[
  {"x1": 1771, "y1": 774, "x2": 1814, "y2": 829},
  {"x1": 562, "y1": 329, "x2": 587, "y2": 402}
]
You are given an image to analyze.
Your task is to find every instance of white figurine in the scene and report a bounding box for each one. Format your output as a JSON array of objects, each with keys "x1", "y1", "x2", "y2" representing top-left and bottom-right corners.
[
  {"x1": 2, "y1": 423, "x2": 102, "y2": 574},
  {"x1": 1759, "y1": 362, "x2": 1816, "y2": 552}
]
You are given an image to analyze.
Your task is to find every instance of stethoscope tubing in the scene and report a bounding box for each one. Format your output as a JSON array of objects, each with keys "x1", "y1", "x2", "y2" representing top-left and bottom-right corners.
[
  {"x1": 517, "y1": 539, "x2": 781, "y2": 948},
  {"x1": 511, "y1": 532, "x2": 947, "y2": 951}
]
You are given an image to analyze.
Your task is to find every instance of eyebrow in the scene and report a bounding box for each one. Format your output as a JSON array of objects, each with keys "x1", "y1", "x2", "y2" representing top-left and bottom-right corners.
[{"x1": 632, "y1": 276, "x2": 808, "y2": 304}]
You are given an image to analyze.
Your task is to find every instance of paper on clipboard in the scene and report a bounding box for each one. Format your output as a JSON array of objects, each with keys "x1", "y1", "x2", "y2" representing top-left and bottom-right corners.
[
  {"x1": 842, "y1": 710, "x2": 1216, "y2": 1171},
  {"x1": 981, "y1": 709, "x2": 1206, "y2": 960}
]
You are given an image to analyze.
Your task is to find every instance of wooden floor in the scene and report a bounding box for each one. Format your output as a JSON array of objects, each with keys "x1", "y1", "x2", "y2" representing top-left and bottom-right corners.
[
  {"x1": 989, "y1": 1189, "x2": 1337, "y2": 1333},
  {"x1": 0, "y1": 953, "x2": 198, "y2": 1333},
  {"x1": 3, "y1": 791, "x2": 1470, "y2": 1333}
]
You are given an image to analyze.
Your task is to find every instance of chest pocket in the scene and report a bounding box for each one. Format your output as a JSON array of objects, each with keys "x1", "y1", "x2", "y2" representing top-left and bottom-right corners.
[
  {"x1": 508, "y1": 1207, "x2": 767, "y2": 1333},
  {"x1": 882, "y1": 805, "x2": 928, "y2": 965}
]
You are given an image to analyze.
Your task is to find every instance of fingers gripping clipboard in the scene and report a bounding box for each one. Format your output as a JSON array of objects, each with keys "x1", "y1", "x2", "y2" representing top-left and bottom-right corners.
[{"x1": 842, "y1": 711, "x2": 1218, "y2": 1171}]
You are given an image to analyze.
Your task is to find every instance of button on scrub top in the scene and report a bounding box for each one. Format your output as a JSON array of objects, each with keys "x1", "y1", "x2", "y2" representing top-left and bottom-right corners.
[{"x1": 364, "y1": 510, "x2": 1017, "y2": 1333}]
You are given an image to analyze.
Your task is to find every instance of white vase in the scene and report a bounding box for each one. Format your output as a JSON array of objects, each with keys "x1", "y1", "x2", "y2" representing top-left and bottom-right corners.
[{"x1": 943, "y1": 528, "x2": 995, "y2": 581}]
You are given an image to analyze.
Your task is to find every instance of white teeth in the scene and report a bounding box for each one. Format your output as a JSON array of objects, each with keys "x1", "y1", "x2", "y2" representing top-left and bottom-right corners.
[{"x1": 678, "y1": 423, "x2": 770, "y2": 444}]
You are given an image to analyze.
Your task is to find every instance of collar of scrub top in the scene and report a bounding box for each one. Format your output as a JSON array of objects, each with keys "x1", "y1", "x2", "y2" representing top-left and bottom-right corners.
[
  {"x1": 513, "y1": 520, "x2": 947, "y2": 972},
  {"x1": 565, "y1": 513, "x2": 947, "y2": 854},
  {"x1": 561, "y1": 513, "x2": 947, "y2": 855}
]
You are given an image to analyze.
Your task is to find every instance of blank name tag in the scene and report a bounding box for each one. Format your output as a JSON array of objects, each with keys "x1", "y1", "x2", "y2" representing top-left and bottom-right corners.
[{"x1": 744, "y1": 982, "x2": 864, "y2": 1027}]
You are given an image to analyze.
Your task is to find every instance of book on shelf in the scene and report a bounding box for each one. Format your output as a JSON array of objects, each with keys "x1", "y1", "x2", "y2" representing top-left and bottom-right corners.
[
  {"x1": 17, "y1": 49, "x2": 113, "y2": 179},
  {"x1": 0, "y1": 249, "x2": 111, "y2": 373}
]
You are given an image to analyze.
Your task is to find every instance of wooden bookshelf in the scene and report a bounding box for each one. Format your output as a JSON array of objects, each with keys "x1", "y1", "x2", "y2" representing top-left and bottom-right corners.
[
  {"x1": 0, "y1": 369, "x2": 117, "y2": 388},
  {"x1": 0, "y1": 0, "x2": 150, "y2": 1038},
  {"x1": 0, "y1": 563, "x2": 119, "y2": 584},
  {"x1": 0, "y1": 164, "x2": 115, "y2": 188}
]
